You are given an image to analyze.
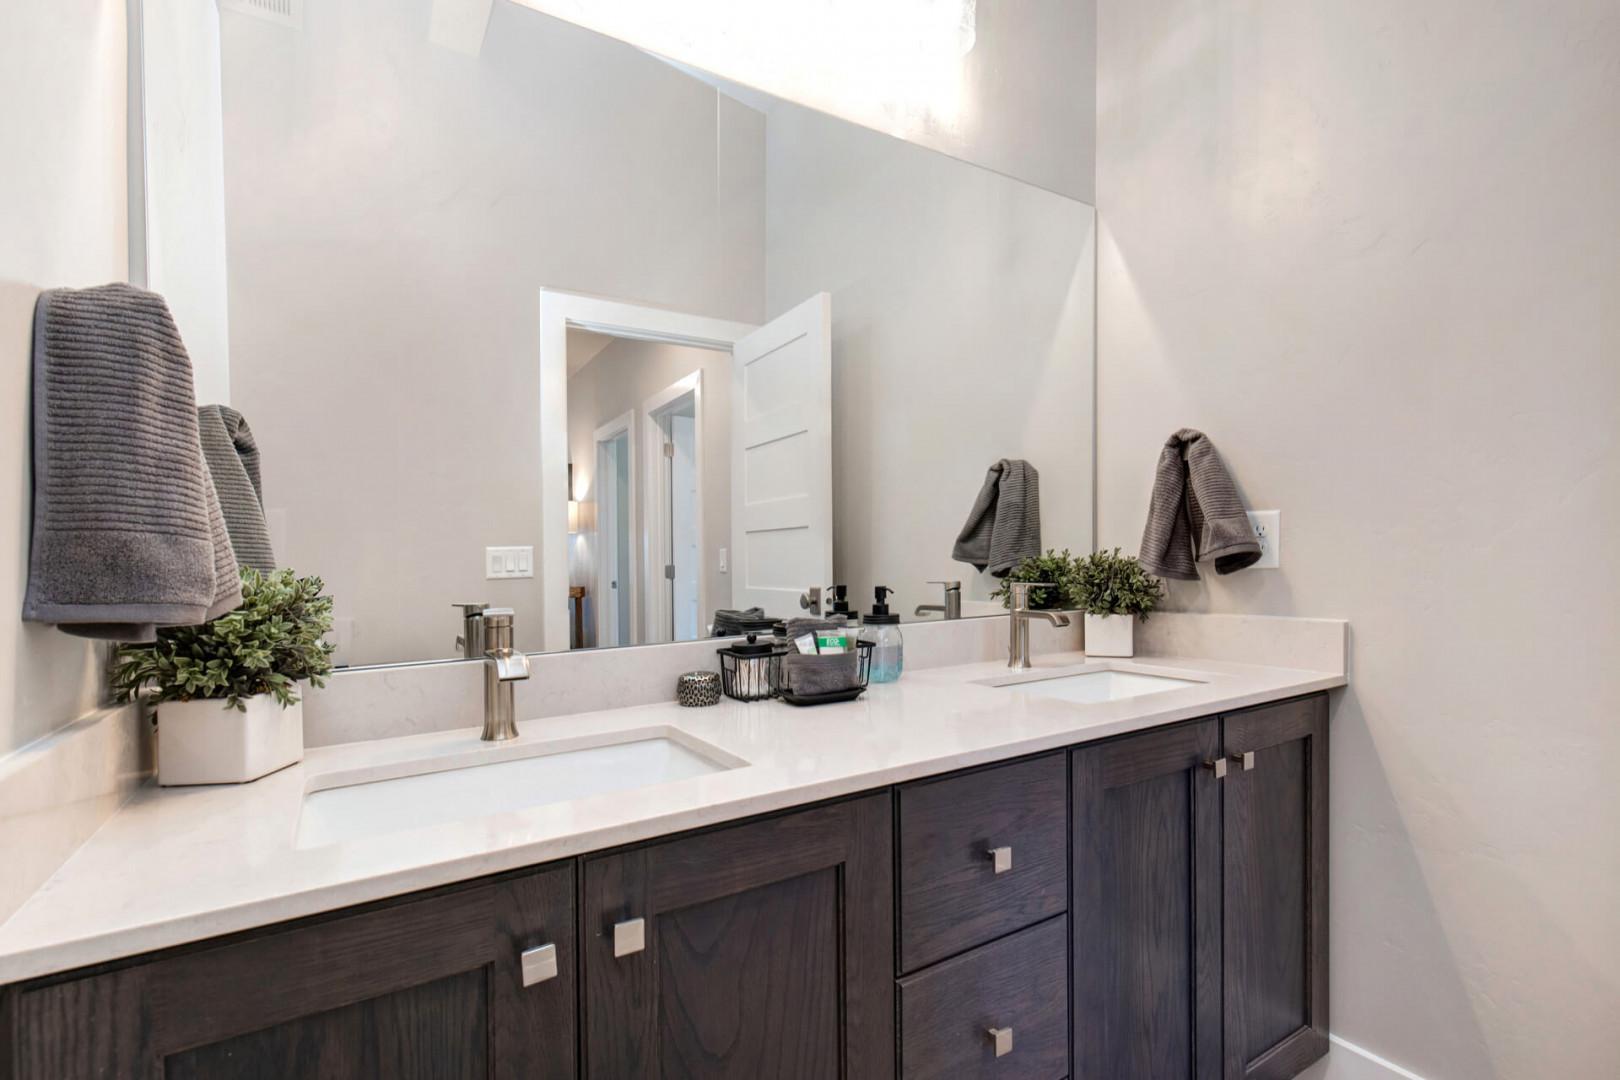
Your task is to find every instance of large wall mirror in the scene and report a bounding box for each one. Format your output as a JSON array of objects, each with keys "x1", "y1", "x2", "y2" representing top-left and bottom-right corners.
[{"x1": 138, "y1": 0, "x2": 1095, "y2": 668}]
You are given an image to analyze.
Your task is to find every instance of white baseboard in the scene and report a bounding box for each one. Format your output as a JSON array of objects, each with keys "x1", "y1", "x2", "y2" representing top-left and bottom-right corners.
[{"x1": 1300, "y1": 1036, "x2": 1429, "y2": 1080}]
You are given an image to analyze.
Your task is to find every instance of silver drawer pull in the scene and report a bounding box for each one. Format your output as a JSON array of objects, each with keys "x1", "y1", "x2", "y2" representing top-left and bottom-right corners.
[
  {"x1": 1231, "y1": 750, "x2": 1256, "y2": 771},
  {"x1": 520, "y1": 943, "x2": 557, "y2": 987},
  {"x1": 613, "y1": 917, "x2": 646, "y2": 957},
  {"x1": 987, "y1": 1026, "x2": 1014, "y2": 1058},
  {"x1": 987, "y1": 846, "x2": 1013, "y2": 874}
]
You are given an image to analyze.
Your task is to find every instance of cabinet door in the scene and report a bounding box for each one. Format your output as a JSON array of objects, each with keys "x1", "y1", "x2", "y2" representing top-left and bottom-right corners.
[
  {"x1": 8, "y1": 864, "x2": 577, "y2": 1080},
  {"x1": 582, "y1": 794, "x2": 893, "y2": 1079},
  {"x1": 1072, "y1": 720, "x2": 1222, "y2": 1080},
  {"x1": 1222, "y1": 696, "x2": 1329, "y2": 1080}
]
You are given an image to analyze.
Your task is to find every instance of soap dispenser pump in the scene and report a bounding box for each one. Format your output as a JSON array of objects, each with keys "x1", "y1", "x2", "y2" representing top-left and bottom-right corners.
[
  {"x1": 826, "y1": 584, "x2": 854, "y2": 620},
  {"x1": 859, "y1": 586, "x2": 903, "y2": 683}
]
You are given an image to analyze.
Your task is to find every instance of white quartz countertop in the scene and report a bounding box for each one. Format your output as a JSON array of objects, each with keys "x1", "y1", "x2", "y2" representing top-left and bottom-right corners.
[{"x1": 0, "y1": 650, "x2": 1343, "y2": 983}]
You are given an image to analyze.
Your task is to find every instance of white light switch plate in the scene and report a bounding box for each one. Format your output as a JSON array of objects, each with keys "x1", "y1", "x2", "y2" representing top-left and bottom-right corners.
[
  {"x1": 1246, "y1": 511, "x2": 1281, "y2": 568},
  {"x1": 485, "y1": 546, "x2": 534, "y2": 579}
]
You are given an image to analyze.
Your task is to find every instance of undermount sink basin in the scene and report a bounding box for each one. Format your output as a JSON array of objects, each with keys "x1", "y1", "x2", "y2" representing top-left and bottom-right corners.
[
  {"x1": 981, "y1": 665, "x2": 1205, "y2": 704},
  {"x1": 296, "y1": 728, "x2": 745, "y2": 848}
]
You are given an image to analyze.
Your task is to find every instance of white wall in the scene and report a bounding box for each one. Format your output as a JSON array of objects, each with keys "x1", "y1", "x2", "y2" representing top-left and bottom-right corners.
[
  {"x1": 220, "y1": 0, "x2": 765, "y2": 666},
  {"x1": 0, "y1": 0, "x2": 129, "y2": 756},
  {"x1": 1094, "y1": 3, "x2": 1620, "y2": 1077},
  {"x1": 139, "y1": 0, "x2": 232, "y2": 406},
  {"x1": 566, "y1": 338, "x2": 732, "y2": 645},
  {"x1": 765, "y1": 102, "x2": 1095, "y2": 619},
  {"x1": 513, "y1": 0, "x2": 1097, "y2": 201}
]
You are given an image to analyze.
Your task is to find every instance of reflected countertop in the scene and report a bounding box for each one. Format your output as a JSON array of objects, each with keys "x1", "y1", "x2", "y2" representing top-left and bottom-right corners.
[{"x1": 0, "y1": 649, "x2": 1344, "y2": 984}]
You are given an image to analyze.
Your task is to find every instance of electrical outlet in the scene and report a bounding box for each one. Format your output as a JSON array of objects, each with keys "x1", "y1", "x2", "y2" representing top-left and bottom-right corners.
[
  {"x1": 1246, "y1": 511, "x2": 1281, "y2": 568},
  {"x1": 718, "y1": 547, "x2": 729, "y2": 574},
  {"x1": 485, "y1": 546, "x2": 535, "y2": 579}
]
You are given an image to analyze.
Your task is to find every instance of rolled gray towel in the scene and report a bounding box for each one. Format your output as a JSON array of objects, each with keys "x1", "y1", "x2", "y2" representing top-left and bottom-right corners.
[
  {"x1": 783, "y1": 616, "x2": 851, "y2": 643},
  {"x1": 198, "y1": 404, "x2": 276, "y2": 574},
  {"x1": 22, "y1": 284, "x2": 242, "y2": 641},
  {"x1": 1139, "y1": 429, "x2": 1261, "y2": 580},
  {"x1": 783, "y1": 652, "x2": 860, "y2": 696},
  {"x1": 952, "y1": 459, "x2": 1041, "y2": 576}
]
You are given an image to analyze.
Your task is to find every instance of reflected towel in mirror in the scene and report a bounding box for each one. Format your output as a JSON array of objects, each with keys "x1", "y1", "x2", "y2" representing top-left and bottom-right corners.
[
  {"x1": 952, "y1": 459, "x2": 1041, "y2": 576},
  {"x1": 197, "y1": 404, "x2": 276, "y2": 575}
]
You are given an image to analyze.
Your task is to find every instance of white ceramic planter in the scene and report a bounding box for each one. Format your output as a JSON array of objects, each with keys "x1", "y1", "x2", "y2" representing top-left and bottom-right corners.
[
  {"x1": 157, "y1": 694, "x2": 304, "y2": 786},
  {"x1": 1083, "y1": 613, "x2": 1136, "y2": 658}
]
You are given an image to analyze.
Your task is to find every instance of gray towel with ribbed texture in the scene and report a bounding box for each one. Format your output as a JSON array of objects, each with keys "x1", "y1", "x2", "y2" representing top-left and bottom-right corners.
[
  {"x1": 952, "y1": 459, "x2": 1041, "y2": 576},
  {"x1": 198, "y1": 404, "x2": 276, "y2": 574},
  {"x1": 1139, "y1": 429, "x2": 1261, "y2": 580},
  {"x1": 23, "y1": 284, "x2": 242, "y2": 641},
  {"x1": 783, "y1": 652, "x2": 860, "y2": 695}
]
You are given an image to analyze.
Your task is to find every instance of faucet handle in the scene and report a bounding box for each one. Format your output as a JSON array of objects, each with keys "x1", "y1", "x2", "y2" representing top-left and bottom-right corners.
[
  {"x1": 927, "y1": 580, "x2": 962, "y2": 591},
  {"x1": 453, "y1": 602, "x2": 490, "y2": 616}
]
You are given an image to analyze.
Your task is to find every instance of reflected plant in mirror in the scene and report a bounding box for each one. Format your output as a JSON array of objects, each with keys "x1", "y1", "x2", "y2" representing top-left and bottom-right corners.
[
  {"x1": 145, "y1": 0, "x2": 1096, "y2": 668},
  {"x1": 990, "y1": 550, "x2": 1085, "y2": 612}
]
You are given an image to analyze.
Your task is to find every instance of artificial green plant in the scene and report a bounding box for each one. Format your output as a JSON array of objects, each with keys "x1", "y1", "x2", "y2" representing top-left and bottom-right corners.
[{"x1": 112, "y1": 568, "x2": 336, "y2": 711}]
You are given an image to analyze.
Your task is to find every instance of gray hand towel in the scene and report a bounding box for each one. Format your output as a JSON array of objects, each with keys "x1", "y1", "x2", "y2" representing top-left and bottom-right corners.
[
  {"x1": 1138, "y1": 429, "x2": 1261, "y2": 580},
  {"x1": 198, "y1": 404, "x2": 276, "y2": 574},
  {"x1": 23, "y1": 284, "x2": 243, "y2": 641},
  {"x1": 783, "y1": 651, "x2": 860, "y2": 695},
  {"x1": 952, "y1": 459, "x2": 1041, "y2": 576},
  {"x1": 783, "y1": 616, "x2": 850, "y2": 643}
]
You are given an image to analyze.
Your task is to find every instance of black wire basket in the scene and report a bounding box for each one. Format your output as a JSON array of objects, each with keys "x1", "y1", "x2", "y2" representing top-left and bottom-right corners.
[
  {"x1": 779, "y1": 641, "x2": 875, "y2": 706},
  {"x1": 716, "y1": 634, "x2": 788, "y2": 702}
]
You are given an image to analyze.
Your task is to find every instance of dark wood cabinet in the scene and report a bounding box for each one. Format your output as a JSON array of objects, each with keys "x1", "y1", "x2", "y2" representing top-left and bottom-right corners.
[
  {"x1": 4, "y1": 693, "x2": 1329, "y2": 1080},
  {"x1": 896, "y1": 753, "x2": 1068, "y2": 974},
  {"x1": 1222, "y1": 696, "x2": 1329, "y2": 1079},
  {"x1": 1070, "y1": 695, "x2": 1329, "y2": 1080},
  {"x1": 6, "y1": 863, "x2": 577, "y2": 1080},
  {"x1": 580, "y1": 794, "x2": 894, "y2": 1079},
  {"x1": 1072, "y1": 718, "x2": 1223, "y2": 1080},
  {"x1": 898, "y1": 915, "x2": 1070, "y2": 1080}
]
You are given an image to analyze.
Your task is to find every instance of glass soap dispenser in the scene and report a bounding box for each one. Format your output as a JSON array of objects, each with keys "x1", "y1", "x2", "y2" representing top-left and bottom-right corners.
[{"x1": 859, "y1": 586, "x2": 904, "y2": 683}]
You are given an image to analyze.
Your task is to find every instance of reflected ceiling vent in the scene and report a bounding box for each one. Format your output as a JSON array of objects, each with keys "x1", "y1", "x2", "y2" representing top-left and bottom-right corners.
[{"x1": 219, "y1": 0, "x2": 303, "y2": 30}]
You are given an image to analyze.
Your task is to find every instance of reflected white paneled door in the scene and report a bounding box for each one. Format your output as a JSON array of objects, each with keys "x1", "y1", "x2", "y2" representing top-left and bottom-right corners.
[{"x1": 730, "y1": 293, "x2": 833, "y2": 619}]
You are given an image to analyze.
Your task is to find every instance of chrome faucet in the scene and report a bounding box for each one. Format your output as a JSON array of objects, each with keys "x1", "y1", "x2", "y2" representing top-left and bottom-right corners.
[
  {"x1": 915, "y1": 579, "x2": 962, "y2": 620},
  {"x1": 1007, "y1": 582, "x2": 1070, "y2": 670},
  {"x1": 479, "y1": 608, "x2": 530, "y2": 741}
]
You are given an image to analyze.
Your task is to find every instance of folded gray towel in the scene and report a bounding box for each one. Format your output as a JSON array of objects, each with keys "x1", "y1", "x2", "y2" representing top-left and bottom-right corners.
[
  {"x1": 1139, "y1": 428, "x2": 1260, "y2": 580},
  {"x1": 198, "y1": 404, "x2": 276, "y2": 574},
  {"x1": 23, "y1": 284, "x2": 242, "y2": 641},
  {"x1": 783, "y1": 651, "x2": 860, "y2": 695},
  {"x1": 783, "y1": 616, "x2": 850, "y2": 643},
  {"x1": 952, "y1": 459, "x2": 1041, "y2": 576}
]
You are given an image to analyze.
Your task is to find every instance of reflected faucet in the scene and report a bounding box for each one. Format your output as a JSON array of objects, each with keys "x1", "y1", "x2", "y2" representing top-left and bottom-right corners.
[
  {"x1": 1007, "y1": 582, "x2": 1070, "y2": 670},
  {"x1": 915, "y1": 580, "x2": 962, "y2": 620},
  {"x1": 454, "y1": 602, "x2": 490, "y2": 659},
  {"x1": 480, "y1": 608, "x2": 530, "y2": 741}
]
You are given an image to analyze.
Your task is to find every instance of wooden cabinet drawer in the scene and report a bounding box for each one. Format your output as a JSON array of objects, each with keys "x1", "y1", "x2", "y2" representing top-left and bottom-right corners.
[
  {"x1": 898, "y1": 915, "x2": 1069, "y2": 1080},
  {"x1": 897, "y1": 752, "x2": 1067, "y2": 972}
]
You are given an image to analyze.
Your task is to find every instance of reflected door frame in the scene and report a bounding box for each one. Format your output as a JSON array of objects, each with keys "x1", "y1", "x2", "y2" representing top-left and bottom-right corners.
[
  {"x1": 592, "y1": 411, "x2": 637, "y2": 647},
  {"x1": 539, "y1": 290, "x2": 756, "y2": 652},
  {"x1": 640, "y1": 371, "x2": 705, "y2": 644}
]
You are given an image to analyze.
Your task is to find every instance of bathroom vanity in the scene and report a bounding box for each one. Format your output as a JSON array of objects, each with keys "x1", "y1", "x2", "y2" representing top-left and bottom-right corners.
[{"x1": 0, "y1": 647, "x2": 1335, "y2": 1080}]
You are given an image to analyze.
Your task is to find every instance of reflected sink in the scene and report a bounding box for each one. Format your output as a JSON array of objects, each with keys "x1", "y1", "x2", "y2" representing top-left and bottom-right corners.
[
  {"x1": 297, "y1": 728, "x2": 745, "y2": 848},
  {"x1": 980, "y1": 666, "x2": 1205, "y2": 704}
]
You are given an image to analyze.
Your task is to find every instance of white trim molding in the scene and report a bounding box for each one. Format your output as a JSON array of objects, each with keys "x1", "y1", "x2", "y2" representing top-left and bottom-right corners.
[
  {"x1": 538, "y1": 289, "x2": 755, "y2": 651},
  {"x1": 1300, "y1": 1037, "x2": 1430, "y2": 1080}
]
